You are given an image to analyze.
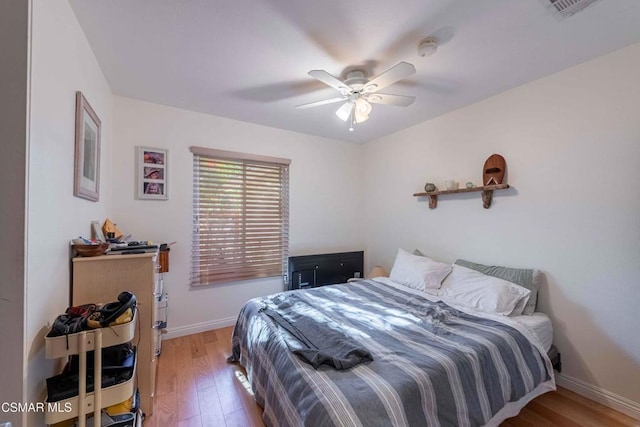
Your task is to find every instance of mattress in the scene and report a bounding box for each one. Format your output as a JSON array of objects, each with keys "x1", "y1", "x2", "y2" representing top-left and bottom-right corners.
[
  {"x1": 229, "y1": 279, "x2": 556, "y2": 427},
  {"x1": 511, "y1": 312, "x2": 553, "y2": 352}
]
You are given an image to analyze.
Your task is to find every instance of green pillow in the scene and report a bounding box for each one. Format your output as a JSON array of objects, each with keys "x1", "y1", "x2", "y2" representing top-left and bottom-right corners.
[{"x1": 454, "y1": 259, "x2": 540, "y2": 315}]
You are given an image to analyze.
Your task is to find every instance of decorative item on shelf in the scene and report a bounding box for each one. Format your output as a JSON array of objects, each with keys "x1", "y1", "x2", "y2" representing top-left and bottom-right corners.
[
  {"x1": 412, "y1": 154, "x2": 509, "y2": 209},
  {"x1": 483, "y1": 154, "x2": 506, "y2": 185},
  {"x1": 424, "y1": 182, "x2": 437, "y2": 192},
  {"x1": 445, "y1": 180, "x2": 459, "y2": 190}
]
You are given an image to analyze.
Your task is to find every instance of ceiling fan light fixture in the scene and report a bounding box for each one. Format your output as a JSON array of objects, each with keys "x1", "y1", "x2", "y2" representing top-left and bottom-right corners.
[
  {"x1": 355, "y1": 98, "x2": 372, "y2": 114},
  {"x1": 336, "y1": 101, "x2": 354, "y2": 121},
  {"x1": 354, "y1": 111, "x2": 369, "y2": 124},
  {"x1": 303, "y1": 61, "x2": 417, "y2": 131},
  {"x1": 354, "y1": 98, "x2": 372, "y2": 123}
]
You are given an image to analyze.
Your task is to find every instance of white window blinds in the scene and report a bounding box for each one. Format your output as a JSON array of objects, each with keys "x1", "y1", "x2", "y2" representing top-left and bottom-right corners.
[{"x1": 190, "y1": 147, "x2": 290, "y2": 286}]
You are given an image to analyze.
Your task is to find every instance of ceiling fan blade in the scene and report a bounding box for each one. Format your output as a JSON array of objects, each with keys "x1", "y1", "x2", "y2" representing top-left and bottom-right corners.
[
  {"x1": 335, "y1": 102, "x2": 354, "y2": 121},
  {"x1": 366, "y1": 93, "x2": 415, "y2": 107},
  {"x1": 364, "y1": 62, "x2": 416, "y2": 92},
  {"x1": 295, "y1": 96, "x2": 346, "y2": 109},
  {"x1": 308, "y1": 70, "x2": 350, "y2": 93}
]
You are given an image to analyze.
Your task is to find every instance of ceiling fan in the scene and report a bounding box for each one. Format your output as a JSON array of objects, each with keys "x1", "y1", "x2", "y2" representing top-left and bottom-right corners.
[{"x1": 296, "y1": 62, "x2": 416, "y2": 131}]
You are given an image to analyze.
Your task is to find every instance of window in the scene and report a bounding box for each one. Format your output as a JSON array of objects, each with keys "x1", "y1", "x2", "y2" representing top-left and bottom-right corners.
[{"x1": 190, "y1": 147, "x2": 290, "y2": 286}]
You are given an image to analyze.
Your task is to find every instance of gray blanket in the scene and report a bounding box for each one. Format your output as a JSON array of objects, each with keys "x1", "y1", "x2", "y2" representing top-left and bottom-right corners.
[
  {"x1": 229, "y1": 280, "x2": 553, "y2": 427},
  {"x1": 260, "y1": 293, "x2": 373, "y2": 369}
]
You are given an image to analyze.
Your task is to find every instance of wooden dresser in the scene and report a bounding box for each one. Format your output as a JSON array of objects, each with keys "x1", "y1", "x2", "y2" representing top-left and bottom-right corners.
[{"x1": 72, "y1": 252, "x2": 160, "y2": 416}]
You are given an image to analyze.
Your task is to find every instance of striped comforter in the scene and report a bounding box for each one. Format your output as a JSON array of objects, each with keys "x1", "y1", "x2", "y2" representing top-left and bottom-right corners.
[{"x1": 229, "y1": 279, "x2": 554, "y2": 427}]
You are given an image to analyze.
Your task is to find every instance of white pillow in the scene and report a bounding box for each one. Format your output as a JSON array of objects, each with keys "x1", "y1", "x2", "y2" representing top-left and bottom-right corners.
[
  {"x1": 438, "y1": 265, "x2": 531, "y2": 316},
  {"x1": 389, "y1": 249, "x2": 452, "y2": 291}
]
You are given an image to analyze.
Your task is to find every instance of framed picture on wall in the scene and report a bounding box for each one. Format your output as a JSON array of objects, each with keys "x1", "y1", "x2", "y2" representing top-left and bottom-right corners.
[
  {"x1": 136, "y1": 146, "x2": 168, "y2": 200},
  {"x1": 74, "y1": 91, "x2": 101, "y2": 202}
]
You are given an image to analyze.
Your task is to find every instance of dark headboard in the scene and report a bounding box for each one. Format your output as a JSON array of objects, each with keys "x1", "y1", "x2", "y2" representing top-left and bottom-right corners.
[{"x1": 287, "y1": 251, "x2": 364, "y2": 291}]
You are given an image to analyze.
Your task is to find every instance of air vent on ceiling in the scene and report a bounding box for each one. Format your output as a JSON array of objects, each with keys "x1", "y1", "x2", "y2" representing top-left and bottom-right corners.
[{"x1": 548, "y1": 0, "x2": 602, "y2": 19}]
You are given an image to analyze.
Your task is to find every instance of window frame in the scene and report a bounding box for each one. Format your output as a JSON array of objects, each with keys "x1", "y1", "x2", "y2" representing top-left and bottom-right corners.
[{"x1": 190, "y1": 146, "x2": 290, "y2": 287}]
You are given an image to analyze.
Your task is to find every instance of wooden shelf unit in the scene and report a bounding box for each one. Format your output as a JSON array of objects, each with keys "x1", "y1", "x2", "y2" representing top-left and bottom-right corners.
[
  {"x1": 413, "y1": 184, "x2": 510, "y2": 209},
  {"x1": 72, "y1": 253, "x2": 160, "y2": 417}
]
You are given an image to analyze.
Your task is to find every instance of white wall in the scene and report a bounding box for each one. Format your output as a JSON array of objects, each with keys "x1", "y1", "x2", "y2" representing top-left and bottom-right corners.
[
  {"x1": 21, "y1": 1, "x2": 638, "y2": 420},
  {"x1": 0, "y1": 1, "x2": 29, "y2": 426},
  {"x1": 111, "y1": 97, "x2": 363, "y2": 336},
  {"x1": 363, "y1": 43, "x2": 640, "y2": 409},
  {"x1": 26, "y1": 1, "x2": 113, "y2": 424}
]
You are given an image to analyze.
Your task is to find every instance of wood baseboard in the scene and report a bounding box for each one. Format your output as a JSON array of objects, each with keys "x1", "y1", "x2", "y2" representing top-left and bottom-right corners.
[
  {"x1": 555, "y1": 373, "x2": 640, "y2": 421},
  {"x1": 163, "y1": 316, "x2": 237, "y2": 340}
]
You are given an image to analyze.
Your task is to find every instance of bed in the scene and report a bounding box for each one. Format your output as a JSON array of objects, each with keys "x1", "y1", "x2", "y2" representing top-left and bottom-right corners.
[{"x1": 229, "y1": 250, "x2": 556, "y2": 426}]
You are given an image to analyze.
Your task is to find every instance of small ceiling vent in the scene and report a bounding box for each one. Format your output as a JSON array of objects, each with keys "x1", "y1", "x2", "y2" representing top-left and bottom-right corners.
[{"x1": 548, "y1": 0, "x2": 602, "y2": 19}]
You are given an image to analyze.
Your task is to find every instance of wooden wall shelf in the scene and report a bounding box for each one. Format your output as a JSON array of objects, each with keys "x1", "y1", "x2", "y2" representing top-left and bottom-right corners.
[{"x1": 413, "y1": 184, "x2": 510, "y2": 209}]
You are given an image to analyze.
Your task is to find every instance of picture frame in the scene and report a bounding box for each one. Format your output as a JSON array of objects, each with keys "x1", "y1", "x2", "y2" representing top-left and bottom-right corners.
[
  {"x1": 74, "y1": 91, "x2": 101, "y2": 202},
  {"x1": 136, "y1": 146, "x2": 168, "y2": 200}
]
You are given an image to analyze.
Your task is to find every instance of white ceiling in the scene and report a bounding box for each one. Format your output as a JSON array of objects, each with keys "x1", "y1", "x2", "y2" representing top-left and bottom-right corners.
[{"x1": 69, "y1": 0, "x2": 640, "y2": 143}]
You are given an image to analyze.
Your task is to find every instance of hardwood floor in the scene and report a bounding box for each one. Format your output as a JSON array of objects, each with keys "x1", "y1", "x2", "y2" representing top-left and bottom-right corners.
[{"x1": 145, "y1": 327, "x2": 639, "y2": 427}]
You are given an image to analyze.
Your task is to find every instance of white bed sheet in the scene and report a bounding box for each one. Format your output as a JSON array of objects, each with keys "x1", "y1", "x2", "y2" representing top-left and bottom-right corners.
[
  {"x1": 373, "y1": 277, "x2": 554, "y2": 351},
  {"x1": 510, "y1": 312, "x2": 553, "y2": 352}
]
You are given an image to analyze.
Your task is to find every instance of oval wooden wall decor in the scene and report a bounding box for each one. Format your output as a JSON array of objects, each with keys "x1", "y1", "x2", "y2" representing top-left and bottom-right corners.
[{"x1": 483, "y1": 154, "x2": 506, "y2": 185}]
